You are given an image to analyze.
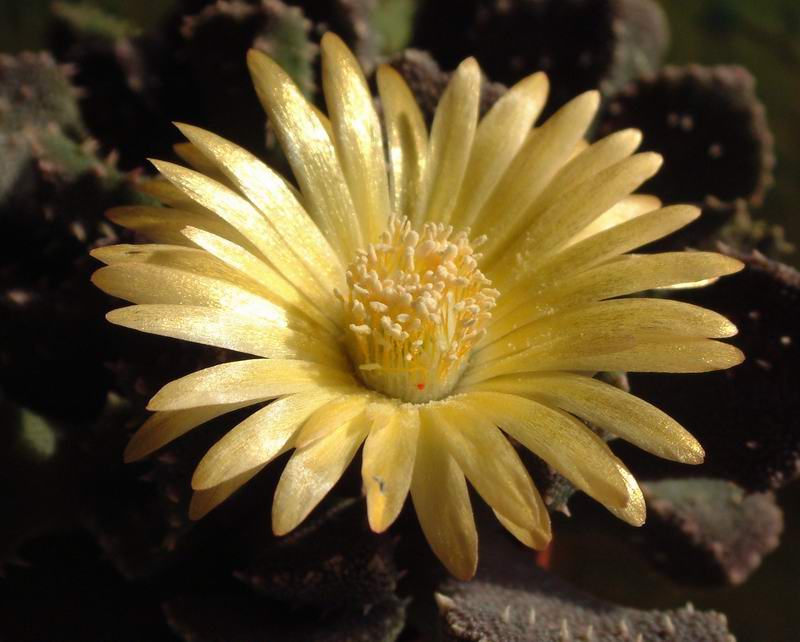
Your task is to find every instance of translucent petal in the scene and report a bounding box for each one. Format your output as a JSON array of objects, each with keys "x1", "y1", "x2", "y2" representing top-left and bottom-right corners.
[
  {"x1": 452, "y1": 72, "x2": 549, "y2": 230},
  {"x1": 173, "y1": 123, "x2": 345, "y2": 296},
  {"x1": 106, "y1": 304, "x2": 347, "y2": 366},
  {"x1": 247, "y1": 49, "x2": 361, "y2": 258},
  {"x1": 173, "y1": 141, "x2": 229, "y2": 183},
  {"x1": 474, "y1": 91, "x2": 600, "y2": 258},
  {"x1": 529, "y1": 129, "x2": 643, "y2": 222},
  {"x1": 459, "y1": 392, "x2": 630, "y2": 510},
  {"x1": 106, "y1": 205, "x2": 255, "y2": 251},
  {"x1": 420, "y1": 57, "x2": 481, "y2": 225},
  {"x1": 293, "y1": 393, "x2": 371, "y2": 448},
  {"x1": 362, "y1": 403, "x2": 419, "y2": 533},
  {"x1": 487, "y1": 205, "x2": 702, "y2": 314},
  {"x1": 428, "y1": 402, "x2": 550, "y2": 549},
  {"x1": 488, "y1": 152, "x2": 662, "y2": 277},
  {"x1": 181, "y1": 226, "x2": 341, "y2": 333},
  {"x1": 607, "y1": 463, "x2": 646, "y2": 526},
  {"x1": 321, "y1": 33, "x2": 391, "y2": 242},
  {"x1": 468, "y1": 373, "x2": 704, "y2": 464},
  {"x1": 376, "y1": 64, "x2": 428, "y2": 221},
  {"x1": 150, "y1": 159, "x2": 333, "y2": 307},
  {"x1": 189, "y1": 464, "x2": 266, "y2": 520},
  {"x1": 410, "y1": 413, "x2": 477, "y2": 580},
  {"x1": 147, "y1": 359, "x2": 355, "y2": 411},
  {"x1": 137, "y1": 178, "x2": 211, "y2": 213},
  {"x1": 488, "y1": 252, "x2": 744, "y2": 342},
  {"x1": 124, "y1": 403, "x2": 254, "y2": 462},
  {"x1": 272, "y1": 410, "x2": 369, "y2": 535},
  {"x1": 566, "y1": 194, "x2": 661, "y2": 247},
  {"x1": 192, "y1": 391, "x2": 337, "y2": 489}
]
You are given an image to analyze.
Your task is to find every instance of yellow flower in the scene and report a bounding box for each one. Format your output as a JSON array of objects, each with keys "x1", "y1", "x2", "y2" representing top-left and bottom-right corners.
[{"x1": 92, "y1": 33, "x2": 744, "y2": 580}]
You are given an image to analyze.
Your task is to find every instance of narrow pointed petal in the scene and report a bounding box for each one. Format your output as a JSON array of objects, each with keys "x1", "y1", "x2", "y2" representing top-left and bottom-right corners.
[
  {"x1": 362, "y1": 404, "x2": 420, "y2": 533},
  {"x1": 173, "y1": 123, "x2": 345, "y2": 296},
  {"x1": 182, "y1": 226, "x2": 341, "y2": 333},
  {"x1": 247, "y1": 49, "x2": 361, "y2": 258},
  {"x1": 475, "y1": 91, "x2": 600, "y2": 257},
  {"x1": 147, "y1": 359, "x2": 355, "y2": 411},
  {"x1": 106, "y1": 205, "x2": 254, "y2": 251},
  {"x1": 488, "y1": 252, "x2": 744, "y2": 343},
  {"x1": 189, "y1": 464, "x2": 266, "y2": 520},
  {"x1": 272, "y1": 411, "x2": 369, "y2": 535},
  {"x1": 531, "y1": 129, "x2": 643, "y2": 220},
  {"x1": 420, "y1": 57, "x2": 481, "y2": 225},
  {"x1": 428, "y1": 402, "x2": 550, "y2": 549},
  {"x1": 376, "y1": 64, "x2": 427, "y2": 220},
  {"x1": 124, "y1": 403, "x2": 253, "y2": 462},
  {"x1": 321, "y1": 33, "x2": 391, "y2": 242},
  {"x1": 460, "y1": 392, "x2": 632, "y2": 510},
  {"x1": 411, "y1": 414, "x2": 478, "y2": 580},
  {"x1": 137, "y1": 178, "x2": 210, "y2": 213},
  {"x1": 150, "y1": 159, "x2": 333, "y2": 307},
  {"x1": 106, "y1": 305, "x2": 347, "y2": 366},
  {"x1": 294, "y1": 393, "x2": 371, "y2": 448},
  {"x1": 566, "y1": 194, "x2": 661, "y2": 247},
  {"x1": 489, "y1": 152, "x2": 663, "y2": 273},
  {"x1": 607, "y1": 463, "x2": 646, "y2": 526},
  {"x1": 453, "y1": 72, "x2": 549, "y2": 230},
  {"x1": 192, "y1": 391, "x2": 336, "y2": 489},
  {"x1": 469, "y1": 373, "x2": 705, "y2": 464},
  {"x1": 173, "y1": 141, "x2": 229, "y2": 182}
]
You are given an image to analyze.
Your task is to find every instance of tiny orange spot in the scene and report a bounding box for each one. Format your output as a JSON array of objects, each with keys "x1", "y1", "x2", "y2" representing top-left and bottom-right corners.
[{"x1": 416, "y1": 383, "x2": 426, "y2": 391}]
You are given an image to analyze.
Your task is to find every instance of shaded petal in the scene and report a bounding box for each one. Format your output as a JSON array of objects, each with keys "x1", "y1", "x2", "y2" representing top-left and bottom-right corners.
[
  {"x1": 189, "y1": 464, "x2": 266, "y2": 520},
  {"x1": 173, "y1": 141, "x2": 230, "y2": 183},
  {"x1": 247, "y1": 49, "x2": 361, "y2": 258},
  {"x1": 174, "y1": 123, "x2": 345, "y2": 297},
  {"x1": 106, "y1": 304, "x2": 347, "y2": 366},
  {"x1": 467, "y1": 373, "x2": 704, "y2": 464},
  {"x1": 124, "y1": 403, "x2": 254, "y2": 462},
  {"x1": 488, "y1": 252, "x2": 744, "y2": 343},
  {"x1": 362, "y1": 403, "x2": 419, "y2": 533},
  {"x1": 150, "y1": 160, "x2": 333, "y2": 307},
  {"x1": 272, "y1": 409, "x2": 370, "y2": 535},
  {"x1": 192, "y1": 391, "x2": 337, "y2": 489},
  {"x1": 376, "y1": 64, "x2": 428, "y2": 221},
  {"x1": 427, "y1": 401, "x2": 550, "y2": 549},
  {"x1": 452, "y1": 72, "x2": 549, "y2": 230},
  {"x1": 489, "y1": 152, "x2": 663, "y2": 278},
  {"x1": 321, "y1": 33, "x2": 391, "y2": 242},
  {"x1": 147, "y1": 359, "x2": 355, "y2": 411},
  {"x1": 294, "y1": 393, "x2": 371, "y2": 448},
  {"x1": 459, "y1": 391, "x2": 630, "y2": 510},
  {"x1": 474, "y1": 91, "x2": 600, "y2": 258},
  {"x1": 419, "y1": 57, "x2": 481, "y2": 225},
  {"x1": 410, "y1": 411, "x2": 477, "y2": 580},
  {"x1": 182, "y1": 226, "x2": 341, "y2": 333}
]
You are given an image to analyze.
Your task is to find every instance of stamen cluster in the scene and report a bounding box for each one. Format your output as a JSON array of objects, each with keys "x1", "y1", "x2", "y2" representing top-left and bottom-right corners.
[{"x1": 341, "y1": 216, "x2": 498, "y2": 402}]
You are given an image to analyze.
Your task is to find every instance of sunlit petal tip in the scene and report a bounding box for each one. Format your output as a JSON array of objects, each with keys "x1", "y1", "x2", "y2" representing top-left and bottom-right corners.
[{"x1": 682, "y1": 439, "x2": 706, "y2": 465}]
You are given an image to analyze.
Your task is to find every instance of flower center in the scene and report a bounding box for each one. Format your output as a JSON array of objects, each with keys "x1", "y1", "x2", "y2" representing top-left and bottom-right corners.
[{"x1": 339, "y1": 216, "x2": 498, "y2": 403}]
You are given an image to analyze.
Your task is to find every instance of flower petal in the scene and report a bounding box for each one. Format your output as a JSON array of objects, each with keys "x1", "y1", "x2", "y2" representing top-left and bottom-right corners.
[
  {"x1": 321, "y1": 33, "x2": 391, "y2": 242},
  {"x1": 419, "y1": 57, "x2": 481, "y2": 225},
  {"x1": 459, "y1": 391, "x2": 631, "y2": 510},
  {"x1": 427, "y1": 401, "x2": 550, "y2": 549},
  {"x1": 452, "y1": 72, "x2": 549, "y2": 230},
  {"x1": 247, "y1": 49, "x2": 361, "y2": 258},
  {"x1": 293, "y1": 393, "x2": 371, "y2": 448},
  {"x1": 174, "y1": 123, "x2": 346, "y2": 296},
  {"x1": 468, "y1": 373, "x2": 704, "y2": 464},
  {"x1": 362, "y1": 403, "x2": 419, "y2": 533},
  {"x1": 106, "y1": 304, "x2": 347, "y2": 366},
  {"x1": 565, "y1": 194, "x2": 661, "y2": 247},
  {"x1": 124, "y1": 403, "x2": 254, "y2": 462},
  {"x1": 272, "y1": 409, "x2": 370, "y2": 535},
  {"x1": 474, "y1": 91, "x2": 599, "y2": 257},
  {"x1": 189, "y1": 464, "x2": 266, "y2": 520},
  {"x1": 147, "y1": 359, "x2": 355, "y2": 411},
  {"x1": 410, "y1": 412, "x2": 478, "y2": 581},
  {"x1": 192, "y1": 391, "x2": 337, "y2": 490},
  {"x1": 376, "y1": 64, "x2": 428, "y2": 221},
  {"x1": 150, "y1": 159, "x2": 334, "y2": 307}
]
